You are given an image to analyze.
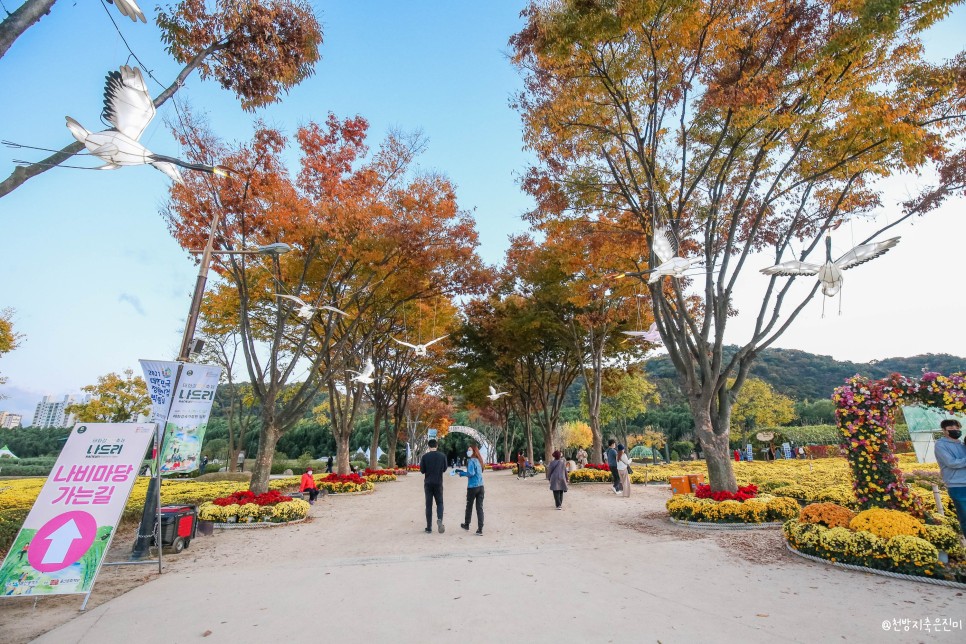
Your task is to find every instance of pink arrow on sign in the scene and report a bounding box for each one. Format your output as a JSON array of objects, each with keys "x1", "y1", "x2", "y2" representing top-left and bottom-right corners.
[{"x1": 28, "y1": 511, "x2": 98, "y2": 573}]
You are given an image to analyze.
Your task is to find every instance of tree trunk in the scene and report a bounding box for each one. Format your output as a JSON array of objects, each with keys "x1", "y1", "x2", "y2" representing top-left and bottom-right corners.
[
  {"x1": 692, "y1": 407, "x2": 737, "y2": 492},
  {"x1": 387, "y1": 418, "x2": 398, "y2": 468},
  {"x1": 524, "y1": 414, "x2": 534, "y2": 464},
  {"x1": 249, "y1": 421, "x2": 280, "y2": 494},
  {"x1": 0, "y1": 0, "x2": 57, "y2": 60},
  {"x1": 336, "y1": 438, "x2": 351, "y2": 475},
  {"x1": 369, "y1": 406, "x2": 382, "y2": 468}
]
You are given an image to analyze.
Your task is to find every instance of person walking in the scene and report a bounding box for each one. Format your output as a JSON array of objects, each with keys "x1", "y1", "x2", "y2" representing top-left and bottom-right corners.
[
  {"x1": 300, "y1": 467, "x2": 319, "y2": 504},
  {"x1": 576, "y1": 447, "x2": 588, "y2": 469},
  {"x1": 935, "y1": 419, "x2": 966, "y2": 538},
  {"x1": 326, "y1": 455, "x2": 333, "y2": 473},
  {"x1": 457, "y1": 444, "x2": 485, "y2": 535},
  {"x1": 546, "y1": 450, "x2": 569, "y2": 509},
  {"x1": 517, "y1": 450, "x2": 526, "y2": 479},
  {"x1": 606, "y1": 439, "x2": 621, "y2": 494},
  {"x1": 236, "y1": 450, "x2": 245, "y2": 472},
  {"x1": 420, "y1": 439, "x2": 448, "y2": 534},
  {"x1": 617, "y1": 444, "x2": 632, "y2": 497}
]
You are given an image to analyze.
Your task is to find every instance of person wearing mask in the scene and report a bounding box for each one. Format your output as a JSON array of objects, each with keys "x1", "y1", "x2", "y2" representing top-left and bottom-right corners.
[
  {"x1": 617, "y1": 444, "x2": 632, "y2": 497},
  {"x1": 420, "y1": 439, "x2": 448, "y2": 534},
  {"x1": 300, "y1": 467, "x2": 319, "y2": 504},
  {"x1": 546, "y1": 450, "x2": 569, "y2": 509},
  {"x1": 606, "y1": 439, "x2": 621, "y2": 494},
  {"x1": 457, "y1": 444, "x2": 485, "y2": 535},
  {"x1": 935, "y1": 419, "x2": 966, "y2": 538}
]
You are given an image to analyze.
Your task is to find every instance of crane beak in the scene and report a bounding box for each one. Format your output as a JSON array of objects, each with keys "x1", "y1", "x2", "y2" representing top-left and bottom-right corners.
[
  {"x1": 213, "y1": 165, "x2": 236, "y2": 178},
  {"x1": 604, "y1": 272, "x2": 626, "y2": 280}
]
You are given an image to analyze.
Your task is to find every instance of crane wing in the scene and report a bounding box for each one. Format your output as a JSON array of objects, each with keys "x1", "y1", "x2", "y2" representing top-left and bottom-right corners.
[
  {"x1": 319, "y1": 305, "x2": 348, "y2": 316},
  {"x1": 651, "y1": 226, "x2": 678, "y2": 264},
  {"x1": 276, "y1": 294, "x2": 307, "y2": 307},
  {"x1": 422, "y1": 334, "x2": 449, "y2": 348},
  {"x1": 107, "y1": 0, "x2": 146, "y2": 22},
  {"x1": 391, "y1": 337, "x2": 417, "y2": 350},
  {"x1": 835, "y1": 237, "x2": 900, "y2": 271},
  {"x1": 150, "y1": 161, "x2": 184, "y2": 184},
  {"x1": 760, "y1": 261, "x2": 822, "y2": 276},
  {"x1": 488, "y1": 385, "x2": 497, "y2": 396},
  {"x1": 101, "y1": 66, "x2": 155, "y2": 141}
]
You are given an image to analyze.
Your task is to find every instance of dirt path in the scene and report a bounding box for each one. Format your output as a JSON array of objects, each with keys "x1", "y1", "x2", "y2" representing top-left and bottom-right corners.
[{"x1": 2, "y1": 470, "x2": 963, "y2": 643}]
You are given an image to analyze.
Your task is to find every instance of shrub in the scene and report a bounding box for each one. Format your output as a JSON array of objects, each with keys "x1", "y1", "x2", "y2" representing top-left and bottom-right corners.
[
  {"x1": 846, "y1": 530, "x2": 889, "y2": 568},
  {"x1": 670, "y1": 451, "x2": 680, "y2": 461},
  {"x1": 884, "y1": 535, "x2": 939, "y2": 570},
  {"x1": 849, "y1": 508, "x2": 927, "y2": 541},
  {"x1": 770, "y1": 485, "x2": 810, "y2": 502},
  {"x1": 800, "y1": 502, "x2": 856, "y2": 529},
  {"x1": 922, "y1": 524, "x2": 962, "y2": 552},
  {"x1": 813, "y1": 484, "x2": 857, "y2": 508},
  {"x1": 818, "y1": 526, "x2": 854, "y2": 560},
  {"x1": 765, "y1": 497, "x2": 801, "y2": 522}
]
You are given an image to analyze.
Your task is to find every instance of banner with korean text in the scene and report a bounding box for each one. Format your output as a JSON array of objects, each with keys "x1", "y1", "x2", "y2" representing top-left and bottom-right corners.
[
  {"x1": 158, "y1": 363, "x2": 222, "y2": 475},
  {"x1": 0, "y1": 423, "x2": 155, "y2": 596}
]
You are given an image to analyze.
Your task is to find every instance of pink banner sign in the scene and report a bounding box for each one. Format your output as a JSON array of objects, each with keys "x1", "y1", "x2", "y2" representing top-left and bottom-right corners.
[{"x1": 0, "y1": 423, "x2": 155, "y2": 596}]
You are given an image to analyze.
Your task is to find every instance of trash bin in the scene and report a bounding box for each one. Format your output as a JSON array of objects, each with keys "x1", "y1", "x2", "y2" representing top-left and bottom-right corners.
[
  {"x1": 669, "y1": 476, "x2": 691, "y2": 495},
  {"x1": 155, "y1": 505, "x2": 198, "y2": 553},
  {"x1": 687, "y1": 473, "x2": 705, "y2": 491}
]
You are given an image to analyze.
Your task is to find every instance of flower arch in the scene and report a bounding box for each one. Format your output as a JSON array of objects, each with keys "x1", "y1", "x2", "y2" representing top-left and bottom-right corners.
[{"x1": 833, "y1": 372, "x2": 966, "y2": 516}]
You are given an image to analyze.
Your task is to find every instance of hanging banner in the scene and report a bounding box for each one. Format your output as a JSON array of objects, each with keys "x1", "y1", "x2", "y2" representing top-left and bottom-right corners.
[
  {"x1": 0, "y1": 423, "x2": 155, "y2": 596},
  {"x1": 139, "y1": 360, "x2": 179, "y2": 428},
  {"x1": 158, "y1": 363, "x2": 222, "y2": 475}
]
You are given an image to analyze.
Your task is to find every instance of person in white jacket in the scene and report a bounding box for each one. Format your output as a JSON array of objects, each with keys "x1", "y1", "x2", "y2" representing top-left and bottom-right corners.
[{"x1": 616, "y1": 444, "x2": 632, "y2": 498}]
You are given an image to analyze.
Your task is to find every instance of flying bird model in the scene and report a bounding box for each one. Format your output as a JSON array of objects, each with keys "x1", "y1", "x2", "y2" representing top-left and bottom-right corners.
[
  {"x1": 607, "y1": 226, "x2": 693, "y2": 283},
  {"x1": 487, "y1": 385, "x2": 509, "y2": 401},
  {"x1": 108, "y1": 0, "x2": 146, "y2": 22},
  {"x1": 621, "y1": 322, "x2": 662, "y2": 343},
  {"x1": 65, "y1": 65, "x2": 233, "y2": 184},
  {"x1": 391, "y1": 335, "x2": 449, "y2": 357},
  {"x1": 347, "y1": 358, "x2": 376, "y2": 385},
  {"x1": 276, "y1": 294, "x2": 348, "y2": 320},
  {"x1": 760, "y1": 236, "x2": 900, "y2": 297}
]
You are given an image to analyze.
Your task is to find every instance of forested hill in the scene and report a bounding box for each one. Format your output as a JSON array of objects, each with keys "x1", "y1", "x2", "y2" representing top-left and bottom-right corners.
[{"x1": 645, "y1": 349, "x2": 966, "y2": 401}]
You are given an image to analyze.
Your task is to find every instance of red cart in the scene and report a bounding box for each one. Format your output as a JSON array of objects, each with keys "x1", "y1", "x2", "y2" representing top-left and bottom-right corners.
[{"x1": 154, "y1": 505, "x2": 198, "y2": 553}]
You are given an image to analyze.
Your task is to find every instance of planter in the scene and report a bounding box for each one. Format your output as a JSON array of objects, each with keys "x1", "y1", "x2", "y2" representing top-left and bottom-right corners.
[
  {"x1": 213, "y1": 517, "x2": 308, "y2": 530},
  {"x1": 784, "y1": 539, "x2": 966, "y2": 589},
  {"x1": 669, "y1": 517, "x2": 784, "y2": 530}
]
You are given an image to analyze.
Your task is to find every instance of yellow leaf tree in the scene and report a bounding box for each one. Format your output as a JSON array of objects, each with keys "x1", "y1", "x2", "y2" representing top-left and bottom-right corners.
[{"x1": 66, "y1": 369, "x2": 151, "y2": 423}]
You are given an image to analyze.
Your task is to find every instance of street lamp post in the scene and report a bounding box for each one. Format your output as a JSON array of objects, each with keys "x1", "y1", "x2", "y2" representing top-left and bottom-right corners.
[{"x1": 130, "y1": 221, "x2": 290, "y2": 559}]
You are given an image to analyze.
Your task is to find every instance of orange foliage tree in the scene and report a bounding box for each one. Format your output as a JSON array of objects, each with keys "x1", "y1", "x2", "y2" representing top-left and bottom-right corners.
[
  {"x1": 511, "y1": 0, "x2": 966, "y2": 491},
  {"x1": 0, "y1": 0, "x2": 322, "y2": 198}
]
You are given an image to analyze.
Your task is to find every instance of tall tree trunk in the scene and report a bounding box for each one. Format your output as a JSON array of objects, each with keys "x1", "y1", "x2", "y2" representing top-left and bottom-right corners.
[
  {"x1": 369, "y1": 406, "x2": 383, "y2": 468},
  {"x1": 0, "y1": 0, "x2": 57, "y2": 60},
  {"x1": 387, "y1": 417, "x2": 399, "y2": 468},
  {"x1": 249, "y1": 419, "x2": 280, "y2": 494},
  {"x1": 336, "y1": 438, "x2": 351, "y2": 475},
  {"x1": 692, "y1": 407, "x2": 737, "y2": 492}
]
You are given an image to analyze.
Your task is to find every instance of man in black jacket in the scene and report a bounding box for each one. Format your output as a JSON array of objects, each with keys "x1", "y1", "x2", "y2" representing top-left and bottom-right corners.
[{"x1": 420, "y1": 439, "x2": 448, "y2": 533}]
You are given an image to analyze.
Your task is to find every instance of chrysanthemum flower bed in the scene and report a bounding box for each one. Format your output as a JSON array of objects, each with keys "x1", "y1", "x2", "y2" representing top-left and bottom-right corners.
[
  {"x1": 784, "y1": 504, "x2": 966, "y2": 582},
  {"x1": 362, "y1": 469, "x2": 399, "y2": 482},
  {"x1": 198, "y1": 489, "x2": 309, "y2": 524},
  {"x1": 666, "y1": 489, "x2": 800, "y2": 524},
  {"x1": 489, "y1": 463, "x2": 516, "y2": 471}
]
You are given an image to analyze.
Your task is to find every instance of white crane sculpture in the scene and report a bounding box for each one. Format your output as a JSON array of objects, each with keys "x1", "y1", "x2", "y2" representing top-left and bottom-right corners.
[
  {"x1": 391, "y1": 335, "x2": 449, "y2": 357},
  {"x1": 275, "y1": 294, "x2": 348, "y2": 320},
  {"x1": 66, "y1": 65, "x2": 233, "y2": 184},
  {"x1": 607, "y1": 226, "x2": 694, "y2": 283},
  {"x1": 621, "y1": 322, "x2": 662, "y2": 343},
  {"x1": 487, "y1": 385, "x2": 509, "y2": 401},
  {"x1": 108, "y1": 0, "x2": 147, "y2": 22},
  {"x1": 761, "y1": 235, "x2": 900, "y2": 314},
  {"x1": 347, "y1": 358, "x2": 376, "y2": 385}
]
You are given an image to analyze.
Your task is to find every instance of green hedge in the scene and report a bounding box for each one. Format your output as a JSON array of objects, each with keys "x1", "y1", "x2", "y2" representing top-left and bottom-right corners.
[{"x1": 764, "y1": 424, "x2": 911, "y2": 444}]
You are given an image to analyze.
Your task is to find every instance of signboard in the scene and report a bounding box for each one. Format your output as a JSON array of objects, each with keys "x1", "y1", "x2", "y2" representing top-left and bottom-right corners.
[
  {"x1": 158, "y1": 363, "x2": 222, "y2": 474},
  {"x1": 745, "y1": 444, "x2": 753, "y2": 461},
  {"x1": 782, "y1": 442, "x2": 792, "y2": 459},
  {"x1": 139, "y1": 360, "x2": 178, "y2": 429},
  {"x1": 0, "y1": 423, "x2": 154, "y2": 596},
  {"x1": 756, "y1": 431, "x2": 775, "y2": 442}
]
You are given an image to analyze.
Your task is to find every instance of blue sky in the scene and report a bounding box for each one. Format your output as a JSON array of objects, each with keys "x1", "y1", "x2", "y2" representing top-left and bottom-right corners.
[{"x1": 0, "y1": 1, "x2": 964, "y2": 419}]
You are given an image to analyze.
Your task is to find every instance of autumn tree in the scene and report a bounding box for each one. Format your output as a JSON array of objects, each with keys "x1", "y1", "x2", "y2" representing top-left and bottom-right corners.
[
  {"x1": 730, "y1": 377, "x2": 796, "y2": 439},
  {"x1": 0, "y1": 308, "x2": 21, "y2": 395},
  {"x1": 596, "y1": 368, "x2": 660, "y2": 447},
  {"x1": 512, "y1": 0, "x2": 966, "y2": 491},
  {"x1": 0, "y1": 0, "x2": 322, "y2": 198},
  {"x1": 66, "y1": 369, "x2": 151, "y2": 423}
]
